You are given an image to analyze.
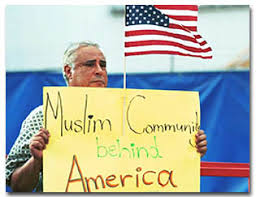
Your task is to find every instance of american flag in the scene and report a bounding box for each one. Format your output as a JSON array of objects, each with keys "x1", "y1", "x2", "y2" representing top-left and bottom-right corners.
[{"x1": 125, "y1": 5, "x2": 213, "y2": 59}]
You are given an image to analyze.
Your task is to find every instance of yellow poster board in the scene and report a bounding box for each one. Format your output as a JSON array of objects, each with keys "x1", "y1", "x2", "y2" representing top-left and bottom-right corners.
[{"x1": 43, "y1": 87, "x2": 200, "y2": 192}]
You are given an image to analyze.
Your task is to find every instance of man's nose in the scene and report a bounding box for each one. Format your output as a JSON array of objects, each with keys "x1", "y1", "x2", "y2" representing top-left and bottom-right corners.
[{"x1": 94, "y1": 61, "x2": 104, "y2": 75}]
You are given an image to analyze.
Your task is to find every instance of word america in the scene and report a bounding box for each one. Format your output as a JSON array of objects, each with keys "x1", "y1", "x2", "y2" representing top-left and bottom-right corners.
[{"x1": 65, "y1": 155, "x2": 177, "y2": 192}]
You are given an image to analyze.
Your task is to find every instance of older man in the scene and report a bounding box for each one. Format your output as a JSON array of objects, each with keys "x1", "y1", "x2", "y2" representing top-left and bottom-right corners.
[{"x1": 6, "y1": 41, "x2": 207, "y2": 192}]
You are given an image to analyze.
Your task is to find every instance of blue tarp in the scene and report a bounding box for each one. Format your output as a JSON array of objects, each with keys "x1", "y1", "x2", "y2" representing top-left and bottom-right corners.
[{"x1": 6, "y1": 71, "x2": 250, "y2": 192}]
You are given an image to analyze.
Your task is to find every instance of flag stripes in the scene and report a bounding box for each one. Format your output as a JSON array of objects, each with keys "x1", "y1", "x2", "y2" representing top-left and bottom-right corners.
[
  {"x1": 125, "y1": 51, "x2": 212, "y2": 59},
  {"x1": 154, "y1": 5, "x2": 198, "y2": 32},
  {"x1": 125, "y1": 33, "x2": 209, "y2": 49},
  {"x1": 125, "y1": 45, "x2": 212, "y2": 58},
  {"x1": 153, "y1": 5, "x2": 198, "y2": 11},
  {"x1": 125, "y1": 25, "x2": 209, "y2": 47},
  {"x1": 125, "y1": 40, "x2": 212, "y2": 53}
]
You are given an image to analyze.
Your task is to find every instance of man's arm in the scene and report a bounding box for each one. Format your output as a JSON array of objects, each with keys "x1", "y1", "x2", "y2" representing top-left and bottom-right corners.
[
  {"x1": 10, "y1": 157, "x2": 42, "y2": 191},
  {"x1": 10, "y1": 128, "x2": 50, "y2": 192}
]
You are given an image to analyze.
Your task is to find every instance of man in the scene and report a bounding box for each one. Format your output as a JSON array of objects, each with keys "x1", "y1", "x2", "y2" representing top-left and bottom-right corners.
[{"x1": 6, "y1": 41, "x2": 207, "y2": 192}]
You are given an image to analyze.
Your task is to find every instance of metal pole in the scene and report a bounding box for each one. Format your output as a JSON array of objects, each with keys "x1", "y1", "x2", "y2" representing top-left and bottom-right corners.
[{"x1": 170, "y1": 55, "x2": 175, "y2": 72}]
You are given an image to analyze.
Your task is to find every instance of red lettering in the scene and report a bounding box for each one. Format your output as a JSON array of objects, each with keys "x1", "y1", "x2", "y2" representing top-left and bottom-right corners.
[
  {"x1": 158, "y1": 170, "x2": 177, "y2": 188},
  {"x1": 84, "y1": 175, "x2": 106, "y2": 192},
  {"x1": 136, "y1": 167, "x2": 142, "y2": 187},
  {"x1": 170, "y1": 171, "x2": 178, "y2": 187},
  {"x1": 143, "y1": 170, "x2": 156, "y2": 185},
  {"x1": 65, "y1": 155, "x2": 87, "y2": 192},
  {"x1": 106, "y1": 175, "x2": 119, "y2": 188},
  {"x1": 120, "y1": 175, "x2": 133, "y2": 187},
  {"x1": 158, "y1": 170, "x2": 171, "y2": 187}
]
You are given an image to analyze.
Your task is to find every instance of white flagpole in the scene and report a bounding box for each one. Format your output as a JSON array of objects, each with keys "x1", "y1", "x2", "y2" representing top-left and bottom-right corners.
[
  {"x1": 123, "y1": 6, "x2": 127, "y2": 136},
  {"x1": 170, "y1": 55, "x2": 175, "y2": 72}
]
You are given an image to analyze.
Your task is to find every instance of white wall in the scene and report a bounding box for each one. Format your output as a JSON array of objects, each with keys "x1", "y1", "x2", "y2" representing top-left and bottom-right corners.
[
  {"x1": 6, "y1": 5, "x2": 125, "y2": 73},
  {"x1": 5, "y1": 5, "x2": 249, "y2": 73}
]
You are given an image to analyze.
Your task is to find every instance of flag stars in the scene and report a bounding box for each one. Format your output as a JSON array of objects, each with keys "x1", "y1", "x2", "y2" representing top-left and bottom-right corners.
[{"x1": 125, "y1": 5, "x2": 169, "y2": 27}]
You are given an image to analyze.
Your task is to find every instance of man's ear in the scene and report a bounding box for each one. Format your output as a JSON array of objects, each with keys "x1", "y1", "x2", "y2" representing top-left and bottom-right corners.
[{"x1": 64, "y1": 65, "x2": 72, "y2": 82}]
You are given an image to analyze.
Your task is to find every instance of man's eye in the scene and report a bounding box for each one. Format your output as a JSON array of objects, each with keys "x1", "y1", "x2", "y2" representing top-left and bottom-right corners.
[
  {"x1": 100, "y1": 63, "x2": 106, "y2": 68},
  {"x1": 84, "y1": 63, "x2": 94, "y2": 67}
]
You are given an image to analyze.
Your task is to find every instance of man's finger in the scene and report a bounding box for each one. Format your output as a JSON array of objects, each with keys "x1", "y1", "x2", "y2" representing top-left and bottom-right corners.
[
  {"x1": 196, "y1": 134, "x2": 206, "y2": 142},
  {"x1": 197, "y1": 139, "x2": 207, "y2": 147},
  {"x1": 37, "y1": 132, "x2": 49, "y2": 144},
  {"x1": 198, "y1": 129, "x2": 205, "y2": 134},
  {"x1": 39, "y1": 128, "x2": 50, "y2": 137},
  {"x1": 30, "y1": 141, "x2": 45, "y2": 150},
  {"x1": 197, "y1": 146, "x2": 207, "y2": 153},
  {"x1": 196, "y1": 129, "x2": 205, "y2": 136}
]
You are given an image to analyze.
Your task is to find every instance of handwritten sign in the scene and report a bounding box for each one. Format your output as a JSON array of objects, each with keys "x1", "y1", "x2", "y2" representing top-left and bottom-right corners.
[{"x1": 43, "y1": 87, "x2": 200, "y2": 192}]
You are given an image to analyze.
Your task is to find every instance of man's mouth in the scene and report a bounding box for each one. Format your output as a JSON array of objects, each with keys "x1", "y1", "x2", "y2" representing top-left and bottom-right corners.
[{"x1": 90, "y1": 80, "x2": 105, "y2": 85}]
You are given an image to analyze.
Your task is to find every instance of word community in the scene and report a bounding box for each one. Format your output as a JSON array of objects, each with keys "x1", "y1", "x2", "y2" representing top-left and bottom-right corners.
[
  {"x1": 127, "y1": 95, "x2": 200, "y2": 134},
  {"x1": 65, "y1": 155, "x2": 177, "y2": 192}
]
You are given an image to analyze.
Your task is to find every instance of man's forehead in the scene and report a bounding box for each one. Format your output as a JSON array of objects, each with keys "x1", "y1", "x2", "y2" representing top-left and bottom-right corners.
[{"x1": 76, "y1": 46, "x2": 105, "y2": 60}]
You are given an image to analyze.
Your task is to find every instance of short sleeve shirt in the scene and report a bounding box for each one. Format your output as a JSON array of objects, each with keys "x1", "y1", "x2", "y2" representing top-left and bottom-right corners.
[{"x1": 6, "y1": 105, "x2": 44, "y2": 192}]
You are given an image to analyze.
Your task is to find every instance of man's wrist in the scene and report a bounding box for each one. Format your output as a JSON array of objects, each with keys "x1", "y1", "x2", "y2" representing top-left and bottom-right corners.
[{"x1": 30, "y1": 157, "x2": 42, "y2": 172}]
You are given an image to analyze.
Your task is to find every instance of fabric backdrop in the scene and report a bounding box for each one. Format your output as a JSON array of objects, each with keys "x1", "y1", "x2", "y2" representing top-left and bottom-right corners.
[{"x1": 6, "y1": 71, "x2": 249, "y2": 192}]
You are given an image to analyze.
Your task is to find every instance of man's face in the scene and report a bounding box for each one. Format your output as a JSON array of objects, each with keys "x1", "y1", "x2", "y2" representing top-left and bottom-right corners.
[{"x1": 67, "y1": 46, "x2": 108, "y2": 87}]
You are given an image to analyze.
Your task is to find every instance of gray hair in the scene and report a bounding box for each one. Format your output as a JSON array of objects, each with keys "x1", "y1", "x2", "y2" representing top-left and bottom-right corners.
[{"x1": 62, "y1": 41, "x2": 100, "y2": 85}]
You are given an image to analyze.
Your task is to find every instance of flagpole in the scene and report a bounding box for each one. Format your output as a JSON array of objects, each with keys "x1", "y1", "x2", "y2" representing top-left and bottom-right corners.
[
  {"x1": 170, "y1": 55, "x2": 175, "y2": 72},
  {"x1": 123, "y1": 6, "x2": 127, "y2": 136},
  {"x1": 123, "y1": 57, "x2": 126, "y2": 137}
]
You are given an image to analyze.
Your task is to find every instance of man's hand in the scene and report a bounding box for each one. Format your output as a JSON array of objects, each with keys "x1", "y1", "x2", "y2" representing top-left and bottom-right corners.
[
  {"x1": 11, "y1": 128, "x2": 50, "y2": 191},
  {"x1": 195, "y1": 129, "x2": 207, "y2": 157},
  {"x1": 29, "y1": 128, "x2": 50, "y2": 161}
]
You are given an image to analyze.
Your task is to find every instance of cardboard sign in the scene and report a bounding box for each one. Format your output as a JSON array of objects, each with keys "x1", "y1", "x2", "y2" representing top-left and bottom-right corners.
[{"x1": 43, "y1": 87, "x2": 200, "y2": 192}]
